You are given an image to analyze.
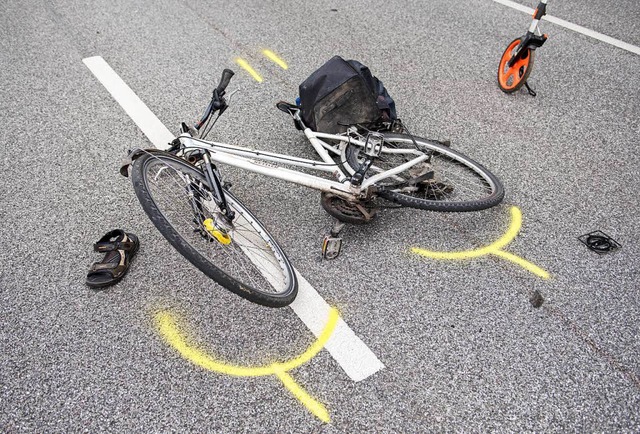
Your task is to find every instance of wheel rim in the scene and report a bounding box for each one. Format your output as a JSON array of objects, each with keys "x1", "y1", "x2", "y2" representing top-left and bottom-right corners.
[
  {"x1": 141, "y1": 156, "x2": 293, "y2": 297},
  {"x1": 498, "y1": 39, "x2": 532, "y2": 91},
  {"x1": 345, "y1": 135, "x2": 498, "y2": 202},
  {"x1": 382, "y1": 143, "x2": 497, "y2": 205}
]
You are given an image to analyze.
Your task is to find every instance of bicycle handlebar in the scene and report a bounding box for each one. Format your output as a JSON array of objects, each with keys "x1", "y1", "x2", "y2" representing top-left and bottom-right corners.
[
  {"x1": 215, "y1": 69, "x2": 235, "y2": 96},
  {"x1": 195, "y1": 69, "x2": 235, "y2": 131}
]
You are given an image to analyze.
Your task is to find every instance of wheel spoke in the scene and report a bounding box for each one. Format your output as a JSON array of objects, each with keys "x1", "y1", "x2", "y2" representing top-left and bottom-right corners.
[
  {"x1": 344, "y1": 133, "x2": 503, "y2": 211},
  {"x1": 136, "y1": 155, "x2": 295, "y2": 302}
]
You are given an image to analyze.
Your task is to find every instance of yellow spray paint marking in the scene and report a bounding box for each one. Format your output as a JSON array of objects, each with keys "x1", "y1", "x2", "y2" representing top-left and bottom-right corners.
[
  {"x1": 262, "y1": 49, "x2": 288, "y2": 69},
  {"x1": 235, "y1": 58, "x2": 263, "y2": 82},
  {"x1": 411, "y1": 206, "x2": 550, "y2": 279},
  {"x1": 155, "y1": 307, "x2": 340, "y2": 423}
]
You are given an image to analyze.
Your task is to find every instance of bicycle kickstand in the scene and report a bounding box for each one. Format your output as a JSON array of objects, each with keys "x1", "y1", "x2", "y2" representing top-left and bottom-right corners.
[{"x1": 322, "y1": 220, "x2": 346, "y2": 260}]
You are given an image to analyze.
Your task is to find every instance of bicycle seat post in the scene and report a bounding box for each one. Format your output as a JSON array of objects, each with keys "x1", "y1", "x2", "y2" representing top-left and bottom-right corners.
[{"x1": 350, "y1": 132, "x2": 384, "y2": 187}]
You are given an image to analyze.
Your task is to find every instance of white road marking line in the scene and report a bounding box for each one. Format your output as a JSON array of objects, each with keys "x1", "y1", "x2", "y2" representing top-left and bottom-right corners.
[
  {"x1": 291, "y1": 272, "x2": 384, "y2": 382},
  {"x1": 492, "y1": 0, "x2": 640, "y2": 56},
  {"x1": 83, "y1": 56, "x2": 175, "y2": 149},
  {"x1": 83, "y1": 55, "x2": 384, "y2": 382}
]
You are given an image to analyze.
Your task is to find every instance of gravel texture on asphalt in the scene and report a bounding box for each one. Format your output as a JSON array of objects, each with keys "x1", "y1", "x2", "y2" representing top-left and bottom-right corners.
[{"x1": 1, "y1": 0, "x2": 638, "y2": 432}]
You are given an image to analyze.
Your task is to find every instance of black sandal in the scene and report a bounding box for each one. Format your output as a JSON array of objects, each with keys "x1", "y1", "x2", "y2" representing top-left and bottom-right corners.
[{"x1": 86, "y1": 230, "x2": 140, "y2": 289}]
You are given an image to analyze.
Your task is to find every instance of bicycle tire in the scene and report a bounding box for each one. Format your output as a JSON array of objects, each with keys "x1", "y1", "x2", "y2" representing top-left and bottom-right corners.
[
  {"x1": 131, "y1": 152, "x2": 297, "y2": 307},
  {"x1": 342, "y1": 132, "x2": 504, "y2": 212},
  {"x1": 498, "y1": 38, "x2": 535, "y2": 93}
]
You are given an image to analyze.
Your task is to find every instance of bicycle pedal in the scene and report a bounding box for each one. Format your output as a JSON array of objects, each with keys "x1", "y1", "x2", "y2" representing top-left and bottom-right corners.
[{"x1": 322, "y1": 236, "x2": 342, "y2": 260}]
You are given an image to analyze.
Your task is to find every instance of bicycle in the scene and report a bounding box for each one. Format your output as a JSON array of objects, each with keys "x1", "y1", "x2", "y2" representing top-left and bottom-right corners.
[
  {"x1": 121, "y1": 69, "x2": 505, "y2": 308},
  {"x1": 498, "y1": 0, "x2": 549, "y2": 96}
]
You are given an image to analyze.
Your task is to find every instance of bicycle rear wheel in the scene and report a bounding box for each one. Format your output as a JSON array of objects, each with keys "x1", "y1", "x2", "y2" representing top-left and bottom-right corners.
[
  {"x1": 342, "y1": 132, "x2": 504, "y2": 212},
  {"x1": 131, "y1": 152, "x2": 297, "y2": 307}
]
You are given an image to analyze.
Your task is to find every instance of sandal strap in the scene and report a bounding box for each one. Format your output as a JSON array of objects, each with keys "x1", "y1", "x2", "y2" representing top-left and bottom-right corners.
[
  {"x1": 89, "y1": 262, "x2": 127, "y2": 273},
  {"x1": 93, "y1": 229, "x2": 137, "y2": 252},
  {"x1": 94, "y1": 240, "x2": 136, "y2": 252}
]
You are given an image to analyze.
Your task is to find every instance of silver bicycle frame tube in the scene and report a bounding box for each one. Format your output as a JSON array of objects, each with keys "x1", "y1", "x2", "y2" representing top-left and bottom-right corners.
[
  {"x1": 361, "y1": 153, "x2": 430, "y2": 190},
  {"x1": 205, "y1": 150, "x2": 354, "y2": 198},
  {"x1": 180, "y1": 135, "x2": 355, "y2": 199},
  {"x1": 178, "y1": 129, "x2": 430, "y2": 200}
]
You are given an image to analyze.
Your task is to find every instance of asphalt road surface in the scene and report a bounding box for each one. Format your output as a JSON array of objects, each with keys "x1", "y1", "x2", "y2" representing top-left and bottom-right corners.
[{"x1": 1, "y1": 0, "x2": 639, "y2": 432}]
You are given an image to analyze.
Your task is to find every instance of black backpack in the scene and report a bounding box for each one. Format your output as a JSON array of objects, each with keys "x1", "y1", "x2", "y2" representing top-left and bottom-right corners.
[{"x1": 298, "y1": 56, "x2": 397, "y2": 133}]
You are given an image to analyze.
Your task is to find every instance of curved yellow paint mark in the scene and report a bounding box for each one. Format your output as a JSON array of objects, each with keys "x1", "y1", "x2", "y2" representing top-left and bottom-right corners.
[
  {"x1": 492, "y1": 249, "x2": 550, "y2": 279},
  {"x1": 411, "y1": 207, "x2": 521, "y2": 259},
  {"x1": 155, "y1": 307, "x2": 340, "y2": 422},
  {"x1": 411, "y1": 206, "x2": 549, "y2": 279},
  {"x1": 262, "y1": 49, "x2": 288, "y2": 70},
  {"x1": 235, "y1": 58, "x2": 263, "y2": 82},
  {"x1": 275, "y1": 368, "x2": 330, "y2": 423}
]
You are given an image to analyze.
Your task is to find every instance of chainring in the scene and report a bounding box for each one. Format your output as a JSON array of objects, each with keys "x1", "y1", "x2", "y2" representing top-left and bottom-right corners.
[{"x1": 320, "y1": 193, "x2": 377, "y2": 225}]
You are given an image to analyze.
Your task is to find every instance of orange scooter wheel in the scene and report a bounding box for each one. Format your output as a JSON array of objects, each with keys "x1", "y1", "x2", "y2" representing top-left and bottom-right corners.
[{"x1": 498, "y1": 38, "x2": 535, "y2": 93}]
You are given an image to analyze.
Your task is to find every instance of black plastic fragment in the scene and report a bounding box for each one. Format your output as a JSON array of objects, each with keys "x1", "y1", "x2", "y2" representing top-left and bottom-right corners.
[
  {"x1": 578, "y1": 230, "x2": 621, "y2": 255},
  {"x1": 530, "y1": 290, "x2": 544, "y2": 308}
]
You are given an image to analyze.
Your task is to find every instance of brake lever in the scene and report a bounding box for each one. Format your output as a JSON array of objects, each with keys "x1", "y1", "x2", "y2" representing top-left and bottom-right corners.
[
  {"x1": 226, "y1": 88, "x2": 240, "y2": 104},
  {"x1": 215, "y1": 88, "x2": 240, "y2": 116}
]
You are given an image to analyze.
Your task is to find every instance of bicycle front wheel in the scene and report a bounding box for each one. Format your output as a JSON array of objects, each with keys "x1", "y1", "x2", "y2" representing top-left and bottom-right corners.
[
  {"x1": 131, "y1": 152, "x2": 297, "y2": 307},
  {"x1": 342, "y1": 133, "x2": 504, "y2": 212}
]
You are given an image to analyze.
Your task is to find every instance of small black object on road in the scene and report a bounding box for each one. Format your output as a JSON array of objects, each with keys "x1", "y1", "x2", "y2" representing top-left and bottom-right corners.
[{"x1": 578, "y1": 230, "x2": 621, "y2": 255}]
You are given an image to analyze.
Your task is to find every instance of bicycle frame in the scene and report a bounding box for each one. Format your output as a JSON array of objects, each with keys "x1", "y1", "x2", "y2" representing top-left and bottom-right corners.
[{"x1": 177, "y1": 127, "x2": 430, "y2": 201}]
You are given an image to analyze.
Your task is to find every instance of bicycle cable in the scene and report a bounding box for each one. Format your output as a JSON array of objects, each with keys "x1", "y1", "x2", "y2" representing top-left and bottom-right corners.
[
  {"x1": 198, "y1": 113, "x2": 213, "y2": 138},
  {"x1": 200, "y1": 111, "x2": 222, "y2": 140},
  {"x1": 198, "y1": 89, "x2": 241, "y2": 140},
  {"x1": 396, "y1": 121, "x2": 421, "y2": 152}
]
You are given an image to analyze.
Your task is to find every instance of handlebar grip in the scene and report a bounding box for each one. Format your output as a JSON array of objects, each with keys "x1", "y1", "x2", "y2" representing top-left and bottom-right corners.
[{"x1": 215, "y1": 69, "x2": 235, "y2": 95}]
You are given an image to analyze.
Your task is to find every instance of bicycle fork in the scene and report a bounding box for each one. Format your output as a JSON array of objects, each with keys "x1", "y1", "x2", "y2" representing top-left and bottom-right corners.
[{"x1": 186, "y1": 151, "x2": 236, "y2": 244}]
